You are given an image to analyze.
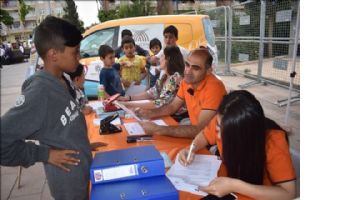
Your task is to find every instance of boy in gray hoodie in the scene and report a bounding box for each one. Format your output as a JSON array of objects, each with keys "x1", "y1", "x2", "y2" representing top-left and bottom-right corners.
[{"x1": 1, "y1": 16, "x2": 91, "y2": 200}]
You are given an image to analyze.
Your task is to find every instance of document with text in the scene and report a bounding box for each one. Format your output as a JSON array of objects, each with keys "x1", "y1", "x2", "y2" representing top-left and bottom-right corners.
[{"x1": 166, "y1": 154, "x2": 222, "y2": 196}]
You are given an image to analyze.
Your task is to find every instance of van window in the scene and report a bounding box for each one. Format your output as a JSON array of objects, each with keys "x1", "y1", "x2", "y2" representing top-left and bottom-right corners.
[
  {"x1": 202, "y1": 18, "x2": 215, "y2": 47},
  {"x1": 80, "y1": 28, "x2": 115, "y2": 58}
]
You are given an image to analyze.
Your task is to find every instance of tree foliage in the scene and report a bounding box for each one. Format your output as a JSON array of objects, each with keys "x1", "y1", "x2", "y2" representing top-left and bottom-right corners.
[
  {"x1": 18, "y1": 0, "x2": 34, "y2": 26},
  {"x1": 0, "y1": 8, "x2": 14, "y2": 25},
  {"x1": 98, "y1": 0, "x2": 154, "y2": 23},
  {"x1": 62, "y1": 0, "x2": 84, "y2": 33}
]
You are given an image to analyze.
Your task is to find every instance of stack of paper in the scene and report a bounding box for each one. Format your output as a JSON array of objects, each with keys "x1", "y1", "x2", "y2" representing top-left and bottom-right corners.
[
  {"x1": 123, "y1": 120, "x2": 168, "y2": 136},
  {"x1": 166, "y1": 155, "x2": 222, "y2": 196}
]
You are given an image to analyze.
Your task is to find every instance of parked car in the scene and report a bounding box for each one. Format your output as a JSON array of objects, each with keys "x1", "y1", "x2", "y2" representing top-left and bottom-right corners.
[
  {"x1": 1, "y1": 49, "x2": 26, "y2": 65},
  {"x1": 26, "y1": 15, "x2": 218, "y2": 98},
  {"x1": 80, "y1": 14, "x2": 218, "y2": 97}
]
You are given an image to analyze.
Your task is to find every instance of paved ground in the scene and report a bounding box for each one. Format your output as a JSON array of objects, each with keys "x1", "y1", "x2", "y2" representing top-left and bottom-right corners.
[{"x1": 0, "y1": 62, "x2": 300, "y2": 200}]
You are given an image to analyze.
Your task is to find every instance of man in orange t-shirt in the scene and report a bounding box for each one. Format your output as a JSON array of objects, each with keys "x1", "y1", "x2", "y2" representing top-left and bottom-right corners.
[{"x1": 136, "y1": 48, "x2": 227, "y2": 138}]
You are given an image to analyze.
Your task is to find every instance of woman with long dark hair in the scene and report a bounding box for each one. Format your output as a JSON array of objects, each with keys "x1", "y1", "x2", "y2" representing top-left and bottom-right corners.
[
  {"x1": 179, "y1": 90, "x2": 296, "y2": 199},
  {"x1": 117, "y1": 46, "x2": 184, "y2": 111}
]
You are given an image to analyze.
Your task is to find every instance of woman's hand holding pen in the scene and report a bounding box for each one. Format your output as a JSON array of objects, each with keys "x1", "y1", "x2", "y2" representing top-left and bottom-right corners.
[{"x1": 178, "y1": 147, "x2": 195, "y2": 166}]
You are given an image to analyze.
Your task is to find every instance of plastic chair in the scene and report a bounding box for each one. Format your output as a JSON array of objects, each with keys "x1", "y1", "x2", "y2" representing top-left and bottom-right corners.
[{"x1": 17, "y1": 140, "x2": 40, "y2": 189}]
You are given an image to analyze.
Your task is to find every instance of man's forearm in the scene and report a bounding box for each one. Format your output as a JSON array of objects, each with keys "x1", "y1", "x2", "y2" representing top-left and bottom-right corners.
[
  {"x1": 155, "y1": 125, "x2": 201, "y2": 138},
  {"x1": 146, "y1": 104, "x2": 176, "y2": 119}
]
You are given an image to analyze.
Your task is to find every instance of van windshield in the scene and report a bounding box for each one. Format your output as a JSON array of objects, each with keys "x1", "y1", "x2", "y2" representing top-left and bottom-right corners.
[
  {"x1": 202, "y1": 18, "x2": 216, "y2": 47},
  {"x1": 80, "y1": 28, "x2": 115, "y2": 58}
]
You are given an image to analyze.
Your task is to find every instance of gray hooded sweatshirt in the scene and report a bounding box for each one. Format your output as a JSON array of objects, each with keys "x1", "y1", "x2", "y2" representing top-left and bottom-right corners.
[{"x1": 1, "y1": 70, "x2": 92, "y2": 200}]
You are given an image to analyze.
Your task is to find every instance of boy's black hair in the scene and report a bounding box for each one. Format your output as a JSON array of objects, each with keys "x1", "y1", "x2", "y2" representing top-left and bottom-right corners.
[
  {"x1": 149, "y1": 38, "x2": 162, "y2": 50},
  {"x1": 98, "y1": 45, "x2": 114, "y2": 58},
  {"x1": 121, "y1": 36, "x2": 135, "y2": 47},
  {"x1": 67, "y1": 64, "x2": 84, "y2": 80},
  {"x1": 34, "y1": 16, "x2": 82, "y2": 59},
  {"x1": 121, "y1": 29, "x2": 133, "y2": 38},
  {"x1": 163, "y1": 25, "x2": 178, "y2": 39}
]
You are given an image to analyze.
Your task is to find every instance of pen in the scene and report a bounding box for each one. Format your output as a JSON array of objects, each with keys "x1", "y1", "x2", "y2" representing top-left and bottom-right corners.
[{"x1": 186, "y1": 142, "x2": 196, "y2": 165}]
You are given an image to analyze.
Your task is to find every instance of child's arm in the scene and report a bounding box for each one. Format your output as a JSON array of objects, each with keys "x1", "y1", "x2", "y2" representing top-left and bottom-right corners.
[{"x1": 0, "y1": 86, "x2": 79, "y2": 170}]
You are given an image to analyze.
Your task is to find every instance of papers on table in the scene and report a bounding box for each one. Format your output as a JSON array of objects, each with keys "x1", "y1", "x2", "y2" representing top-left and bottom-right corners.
[
  {"x1": 123, "y1": 120, "x2": 168, "y2": 136},
  {"x1": 160, "y1": 151, "x2": 173, "y2": 168},
  {"x1": 166, "y1": 155, "x2": 222, "y2": 196},
  {"x1": 124, "y1": 122, "x2": 145, "y2": 136},
  {"x1": 114, "y1": 101, "x2": 143, "y2": 121},
  {"x1": 88, "y1": 101, "x2": 103, "y2": 110}
]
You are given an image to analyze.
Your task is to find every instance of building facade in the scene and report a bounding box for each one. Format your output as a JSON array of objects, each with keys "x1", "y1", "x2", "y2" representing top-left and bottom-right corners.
[{"x1": 1, "y1": 0, "x2": 66, "y2": 44}]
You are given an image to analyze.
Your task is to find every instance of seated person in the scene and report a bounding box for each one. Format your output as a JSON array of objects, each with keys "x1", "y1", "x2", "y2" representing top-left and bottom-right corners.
[
  {"x1": 136, "y1": 48, "x2": 227, "y2": 138},
  {"x1": 66, "y1": 64, "x2": 93, "y2": 115},
  {"x1": 118, "y1": 46, "x2": 185, "y2": 113},
  {"x1": 118, "y1": 37, "x2": 147, "y2": 88},
  {"x1": 179, "y1": 90, "x2": 296, "y2": 200},
  {"x1": 98, "y1": 45, "x2": 125, "y2": 98}
]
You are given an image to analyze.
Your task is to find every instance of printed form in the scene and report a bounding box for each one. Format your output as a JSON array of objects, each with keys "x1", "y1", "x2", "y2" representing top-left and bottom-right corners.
[
  {"x1": 124, "y1": 120, "x2": 167, "y2": 136},
  {"x1": 166, "y1": 155, "x2": 222, "y2": 196}
]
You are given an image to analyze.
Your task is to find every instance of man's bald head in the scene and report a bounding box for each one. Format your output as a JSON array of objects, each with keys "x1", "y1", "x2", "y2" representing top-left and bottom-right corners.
[{"x1": 188, "y1": 48, "x2": 213, "y2": 70}]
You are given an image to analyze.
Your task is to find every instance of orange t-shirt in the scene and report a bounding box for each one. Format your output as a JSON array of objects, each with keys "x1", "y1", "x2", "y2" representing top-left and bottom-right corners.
[
  {"x1": 176, "y1": 73, "x2": 226, "y2": 125},
  {"x1": 203, "y1": 117, "x2": 296, "y2": 199}
]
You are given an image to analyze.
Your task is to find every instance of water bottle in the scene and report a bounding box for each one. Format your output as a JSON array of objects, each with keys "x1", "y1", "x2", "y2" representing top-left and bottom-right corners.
[{"x1": 97, "y1": 84, "x2": 104, "y2": 101}]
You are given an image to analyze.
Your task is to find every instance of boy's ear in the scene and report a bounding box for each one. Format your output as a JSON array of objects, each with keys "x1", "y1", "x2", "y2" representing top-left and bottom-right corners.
[{"x1": 46, "y1": 48, "x2": 58, "y2": 62}]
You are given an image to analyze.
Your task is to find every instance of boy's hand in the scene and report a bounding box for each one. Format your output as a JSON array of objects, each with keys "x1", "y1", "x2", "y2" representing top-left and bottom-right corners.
[
  {"x1": 122, "y1": 80, "x2": 130, "y2": 88},
  {"x1": 47, "y1": 149, "x2": 80, "y2": 172},
  {"x1": 90, "y1": 142, "x2": 108, "y2": 151},
  {"x1": 82, "y1": 106, "x2": 93, "y2": 115}
]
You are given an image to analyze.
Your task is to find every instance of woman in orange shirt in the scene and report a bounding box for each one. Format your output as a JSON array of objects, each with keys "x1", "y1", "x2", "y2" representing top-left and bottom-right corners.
[{"x1": 178, "y1": 90, "x2": 296, "y2": 200}]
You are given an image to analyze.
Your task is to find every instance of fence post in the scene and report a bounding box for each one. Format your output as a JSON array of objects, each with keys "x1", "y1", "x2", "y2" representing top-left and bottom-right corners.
[
  {"x1": 257, "y1": 0, "x2": 266, "y2": 81},
  {"x1": 225, "y1": 6, "x2": 233, "y2": 75},
  {"x1": 284, "y1": 1, "x2": 300, "y2": 125}
]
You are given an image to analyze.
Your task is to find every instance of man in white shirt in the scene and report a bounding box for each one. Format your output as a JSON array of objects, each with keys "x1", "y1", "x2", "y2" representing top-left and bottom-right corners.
[{"x1": 149, "y1": 25, "x2": 189, "y2": 78}]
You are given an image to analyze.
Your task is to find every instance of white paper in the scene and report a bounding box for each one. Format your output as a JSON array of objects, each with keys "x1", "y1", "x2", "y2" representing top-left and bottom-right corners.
[
  {"x1": 152, "y1": 119, "x2": 167, "y2": 126},
  {"x1": 166, "y1": 155, "x2": 222, "y2": 196},
  {"x1": 124, "y1": 122, "x2": 145, "y2": 136},
  {"x1": 93, "y1": 118, "x2": 121, "y2": 126},
  {"x1": 88, "y1": 101, "x2": 103, "y2": 110},
  {"x1": 123, "y1": 120, "x2": 167, "y2": 135},
  {"x1": 102, "y1": 164, "x2": 138, "y2": 181},
  {"x1": 114, "y1": 102, "x2": 143, "y2": 121}
]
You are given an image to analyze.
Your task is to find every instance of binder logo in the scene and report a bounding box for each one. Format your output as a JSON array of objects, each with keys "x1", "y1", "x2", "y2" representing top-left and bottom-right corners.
[{"x1": 94, "y1": 170, "x2": 103, "y2": 182}]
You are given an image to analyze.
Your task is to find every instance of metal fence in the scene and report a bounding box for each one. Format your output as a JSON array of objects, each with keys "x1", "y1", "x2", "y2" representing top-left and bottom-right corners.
[{"x1": 183, "y1": 0, "x2": 300, "y2": 124}]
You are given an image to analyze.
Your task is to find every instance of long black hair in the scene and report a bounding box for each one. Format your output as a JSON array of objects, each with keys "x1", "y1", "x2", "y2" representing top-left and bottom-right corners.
[
  {"x1": 218, "y1": 90, "x2": 286, "y2": 185},
  {"x1": 164, "y1": 46, "x2": 184, "y2": 76}
]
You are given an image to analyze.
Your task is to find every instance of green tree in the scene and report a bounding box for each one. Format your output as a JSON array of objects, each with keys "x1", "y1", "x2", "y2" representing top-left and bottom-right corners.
[
  {"x1": 0, "y1": 8, "x2": 14, "y2": 25},
  {"x1": 98, "y1": 8, "x2": 119, "y2": 23},
  {"x1": 62, "y1": 0, "x2": 84, "y2": 33},
  {"x1": 18, "y1": 0, "x2": 34, "y2": 38},
  {"x1": 98, "y1": 0, "x2": 154, "y2": 23}
]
